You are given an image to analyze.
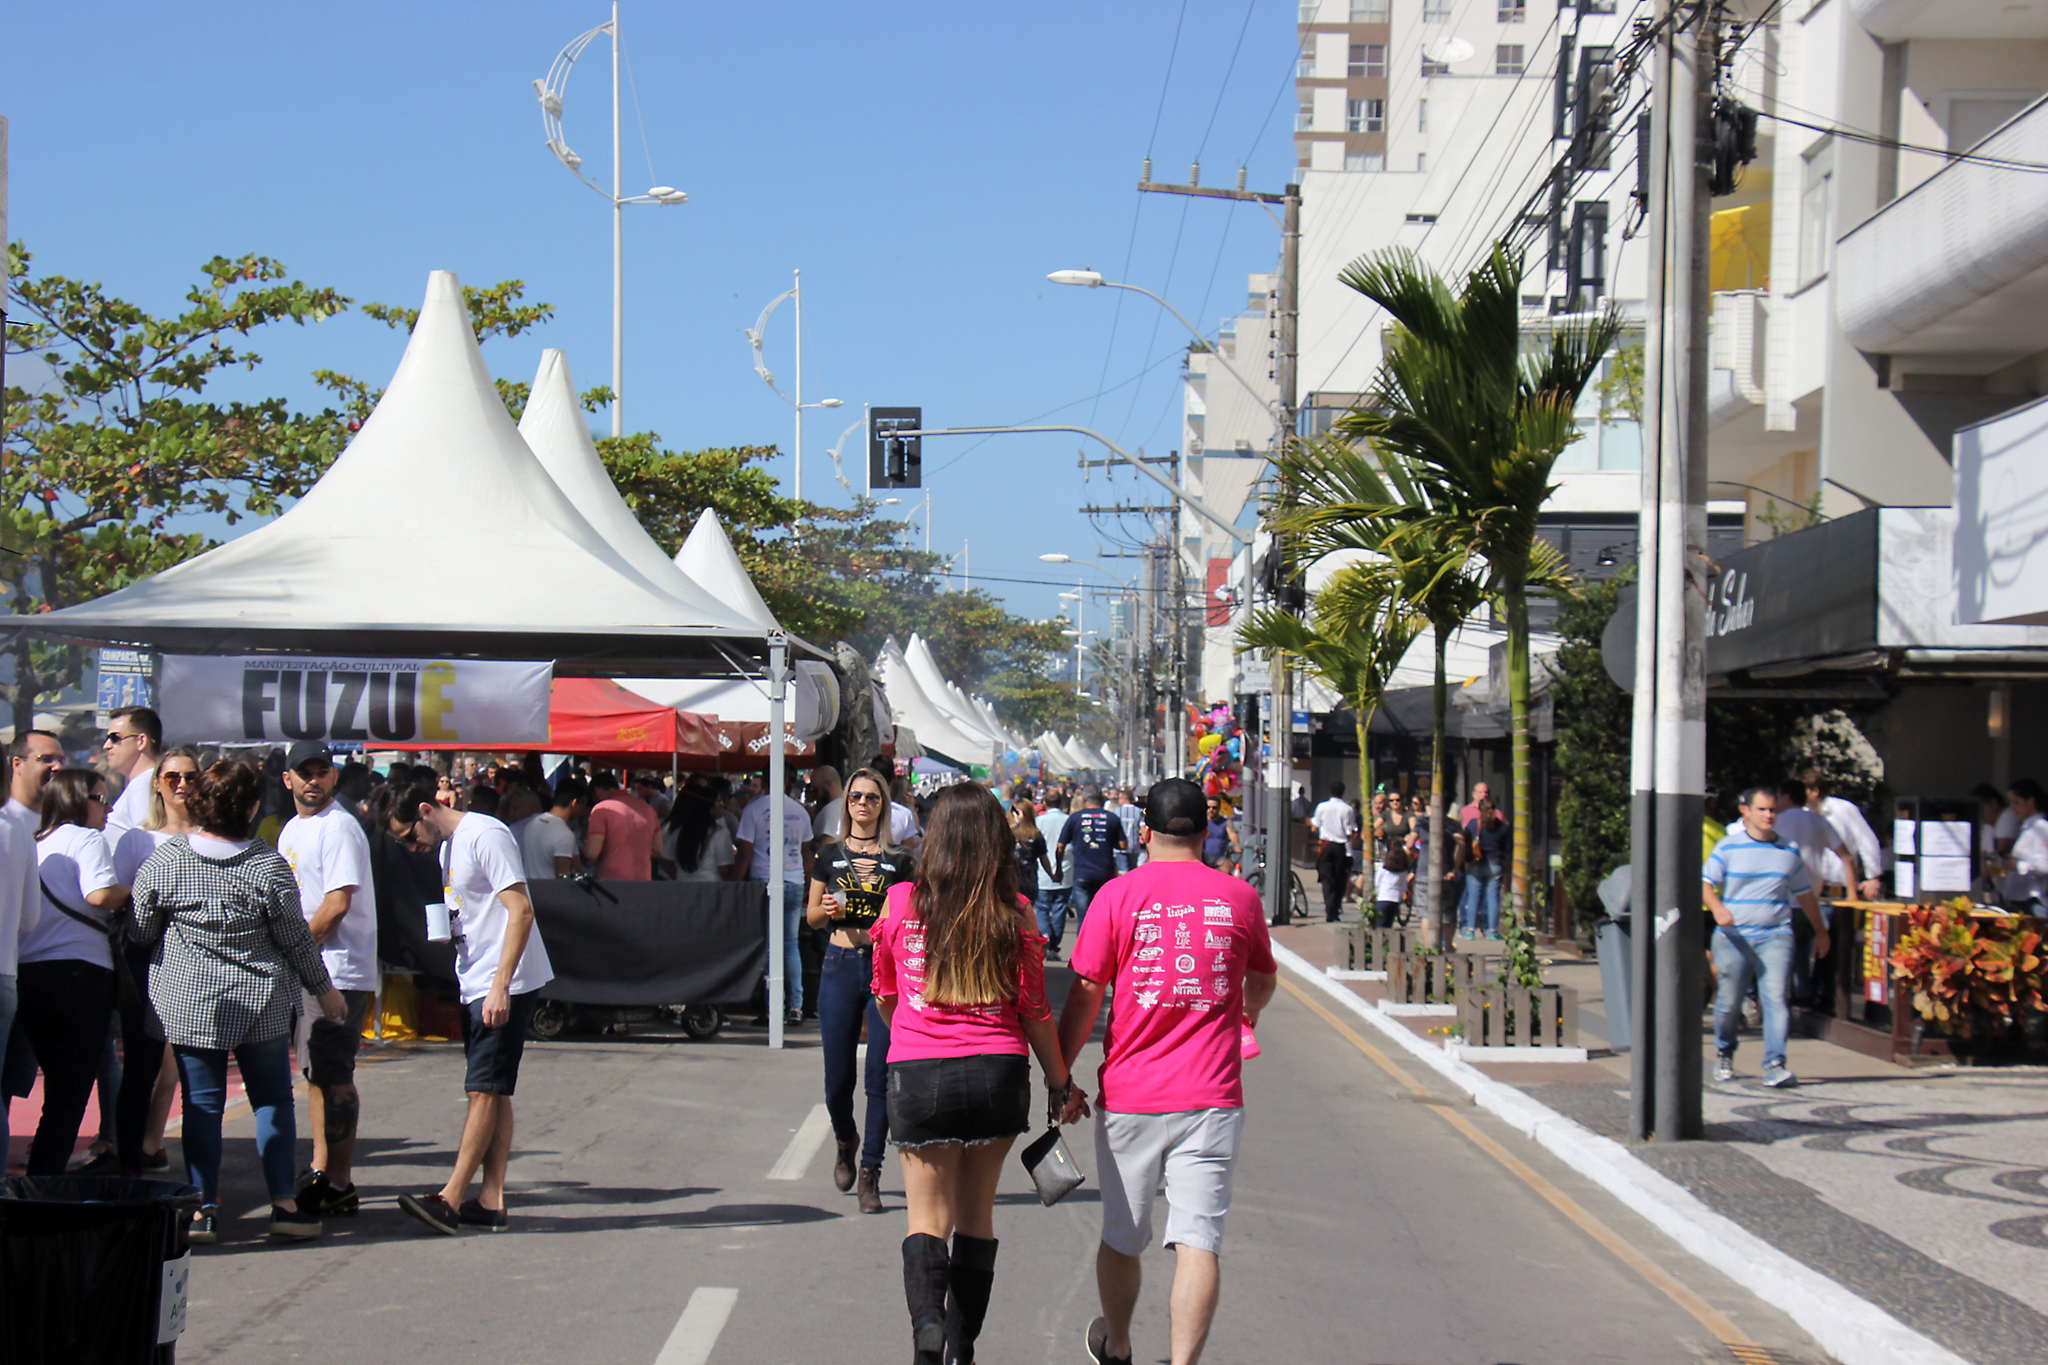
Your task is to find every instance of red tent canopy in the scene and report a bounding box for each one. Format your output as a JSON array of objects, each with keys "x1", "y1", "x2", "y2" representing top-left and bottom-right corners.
[{"x1": 386, "y1": 678, "x2": 722, "y2": 767}]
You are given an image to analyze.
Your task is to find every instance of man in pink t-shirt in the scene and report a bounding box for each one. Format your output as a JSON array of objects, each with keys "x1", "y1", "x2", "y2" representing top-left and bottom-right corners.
[
  {"x1": 581, "y1": 771, "x2": 659, "y2": 881},
  {"x1": 1057, "y1": 778, "x2": 1277, "y2": 1365}
]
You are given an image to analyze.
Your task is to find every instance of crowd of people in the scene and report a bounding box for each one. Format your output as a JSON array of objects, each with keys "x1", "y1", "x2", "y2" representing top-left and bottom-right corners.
[{"x1": 1296, "y1": 777, "x2": 1510, "y2": 934}]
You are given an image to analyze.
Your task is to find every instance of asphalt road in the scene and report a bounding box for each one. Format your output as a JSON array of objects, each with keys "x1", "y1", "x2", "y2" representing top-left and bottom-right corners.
[{"x1": 172, "y1": 963, "x2": 1831, "y2": 1365}]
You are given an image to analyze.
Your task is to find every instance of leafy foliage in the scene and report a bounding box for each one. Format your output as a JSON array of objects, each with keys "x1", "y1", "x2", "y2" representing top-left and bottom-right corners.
[
  {"x1": 1554, "y1": 573, "x2": 1633, "y2": 935},
  {"x1": 1888, "y1": 899, "x2": 2044, "y2": 1039}
]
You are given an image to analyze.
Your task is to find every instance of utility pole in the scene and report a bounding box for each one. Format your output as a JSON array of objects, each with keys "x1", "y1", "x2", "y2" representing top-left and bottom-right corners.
[
  {"x1": 1138, "y1": 164, "x2": 1301, "y2": 921},
  {"x1": 1630, "y1": 0, "x2": 1716, "y2": 1143}
]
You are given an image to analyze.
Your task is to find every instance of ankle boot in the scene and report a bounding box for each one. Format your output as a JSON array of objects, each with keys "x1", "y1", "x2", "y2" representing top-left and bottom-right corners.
[
  {"x1": 901, "y1": 1233, "x2": 950, "y2": 1365},
  {"x1": 944, "y1": 1233, "x2": 999, "y2": 1365}
]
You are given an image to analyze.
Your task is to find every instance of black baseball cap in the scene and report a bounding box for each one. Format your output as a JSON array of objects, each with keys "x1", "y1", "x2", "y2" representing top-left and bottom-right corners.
[
  {"x1": 285, "y1": 740, "x2": 334, "y2": 772},
  {"x1": 1144, "y1": 778, "x2": 1206, "y2": 836}
]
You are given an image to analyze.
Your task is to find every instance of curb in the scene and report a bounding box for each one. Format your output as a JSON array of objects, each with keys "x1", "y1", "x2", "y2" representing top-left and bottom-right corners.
[{"x1": 1273, "y1": 942, "x2": 1972, "y2": 1365}]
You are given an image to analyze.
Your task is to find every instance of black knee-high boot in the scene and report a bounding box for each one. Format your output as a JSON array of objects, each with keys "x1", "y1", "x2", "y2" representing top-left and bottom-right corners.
[
  {"x1": 944, "y1": 1234, "x2": 999, "y2": 1365},
  {"x1": 902, "y1": 1233, "x2": 950, "y2": 1364}
]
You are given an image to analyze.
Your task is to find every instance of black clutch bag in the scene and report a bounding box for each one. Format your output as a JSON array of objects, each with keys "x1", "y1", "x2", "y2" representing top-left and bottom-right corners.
[{"x1": 1019, "y1": 1090, "x2": 1084, "y2": 1205}]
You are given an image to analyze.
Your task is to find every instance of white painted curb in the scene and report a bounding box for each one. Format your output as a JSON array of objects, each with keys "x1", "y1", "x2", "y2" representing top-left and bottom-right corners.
[
  {"x1": 1446, "y1": 1041, "x2": 1590, "y2": 1064},
  {"x1": 1324, "y1": 966, "x2": 1386, "y2": 981},
  {"x1": 1274, "y1": 942, "x2": 1971, "y2": 1365},
  {"x1": 1376, "y1": 1000, "x2": 1456, "y2": 1017}
]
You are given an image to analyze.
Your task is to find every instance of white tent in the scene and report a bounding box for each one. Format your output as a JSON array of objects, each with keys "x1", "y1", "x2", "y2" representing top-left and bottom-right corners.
[
  {"x1": 10, "y1": 272, "x2": 763, "y2": 672},
  {"x1": 1034, "y1": 731, "x2": 1085, "y2": 773},
  {"x1": 673, "y1": 508, "x2": 778, "y2": 634},
  {"x1": 903, "y1": 635, "x2": 1003, "y2": 749},
  {"x1": 629, "y1": 666, "x2": 841, "y2": 744},
  {"x1": 876, "y1": 638, "x2": 997, "y2": 768}
]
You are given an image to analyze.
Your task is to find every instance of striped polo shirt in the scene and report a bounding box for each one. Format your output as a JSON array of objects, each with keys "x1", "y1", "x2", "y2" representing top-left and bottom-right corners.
[{"x1": 1702, "y1": 828, "x2": 1813, "y2": 936}]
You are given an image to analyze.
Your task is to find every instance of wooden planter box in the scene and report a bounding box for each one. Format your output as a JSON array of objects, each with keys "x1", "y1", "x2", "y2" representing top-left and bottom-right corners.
[
  {"x1": 1333, "y1": 924, "x2": 1423, "y2": 972},
  {"x1": 1385, "y1": 950, "x2": 1483, "y2": 1006},
  {"x1": 1457, "y1": 982, "x2": 1581, "y2": 1049}
]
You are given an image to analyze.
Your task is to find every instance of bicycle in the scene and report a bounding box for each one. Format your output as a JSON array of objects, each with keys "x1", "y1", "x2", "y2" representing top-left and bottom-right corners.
[{"x1": 1238, "y1": 832, "x2": 1310, "y2": 926}]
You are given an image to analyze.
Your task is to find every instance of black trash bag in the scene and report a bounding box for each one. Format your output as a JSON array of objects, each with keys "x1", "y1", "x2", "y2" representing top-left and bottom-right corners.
[{"x1": 0, "y1": 1175, "x2": 202, "y2": 1365}]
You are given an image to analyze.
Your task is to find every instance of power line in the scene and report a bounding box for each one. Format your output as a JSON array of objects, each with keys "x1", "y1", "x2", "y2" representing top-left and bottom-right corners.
[{"x1": 1194, "y1": 0, "x2": 1262, "y2": 163}]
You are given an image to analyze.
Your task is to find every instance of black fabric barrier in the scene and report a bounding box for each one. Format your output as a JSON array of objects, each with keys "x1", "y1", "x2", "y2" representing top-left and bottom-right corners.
[{"x1": 370, "y1": 834, "x2": 767, "y2": 1008}]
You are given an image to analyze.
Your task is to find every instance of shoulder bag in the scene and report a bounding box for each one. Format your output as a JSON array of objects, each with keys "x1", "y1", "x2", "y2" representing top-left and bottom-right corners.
[{"x1": 41, "y1": 878, "x2": 141, "y2": 1011}]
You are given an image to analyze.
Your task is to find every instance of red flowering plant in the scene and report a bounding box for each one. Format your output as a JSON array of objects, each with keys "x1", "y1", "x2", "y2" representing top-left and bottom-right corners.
[{"x1": 1888, "y1": 898, "x2": 2045, "y2": 1040}]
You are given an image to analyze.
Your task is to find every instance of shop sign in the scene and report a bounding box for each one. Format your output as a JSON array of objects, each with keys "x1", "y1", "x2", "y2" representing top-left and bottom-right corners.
[{"x1": 159, "y1": 655, "x2": 553, "y2": 745}]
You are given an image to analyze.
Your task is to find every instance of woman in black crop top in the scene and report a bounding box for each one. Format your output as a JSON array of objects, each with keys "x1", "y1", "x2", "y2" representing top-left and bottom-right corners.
[{"x1": 805, "y1": 767, "x2": 915, "y2": 1213}]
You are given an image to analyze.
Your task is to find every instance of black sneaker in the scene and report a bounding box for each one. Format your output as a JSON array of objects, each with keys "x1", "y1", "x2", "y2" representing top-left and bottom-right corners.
[
  {"x1": 458, "y1": 1199, "x2": 509, "y2": 1232},
  {"x1": 398, "y1": 1191, "x2": 462, "y2": 1236},
  {"x1": 141, "y1": 1149, "x2": 170, "y2": 1172},
  {"x1": 188, "y1": 1207, "x2": 220, "y2": 1246},
  {"x1": 296, "y1": 1172, "x2": 360, "y2": 1218},
  {"x1": 1084, "y1": 1315, "x2": 1133, "y2": 1365},
  {"x1": 268, "y1": 1204, "x2": 322, "y2": 1240}
]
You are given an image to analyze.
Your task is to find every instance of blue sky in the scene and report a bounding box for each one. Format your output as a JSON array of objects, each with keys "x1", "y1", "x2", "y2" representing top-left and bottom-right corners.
[{"x1": 3, "y1": 0, "x2": 1302, "y2": 633}]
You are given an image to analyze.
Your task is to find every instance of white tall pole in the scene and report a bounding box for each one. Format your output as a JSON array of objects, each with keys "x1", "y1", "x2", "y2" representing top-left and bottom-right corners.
[
  {"x1": 767, "y1": 632, "x2": 788, "y2": 1051},
  {"x1": 610, "y1": 0, "x2": 624, "y2": 438},
  {"x1": 793, "y1": 268, "x2": 804, "y2": 505}
]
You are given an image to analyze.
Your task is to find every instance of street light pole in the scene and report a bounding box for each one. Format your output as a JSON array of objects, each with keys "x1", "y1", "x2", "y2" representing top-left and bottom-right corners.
[
  {"x1": 747, "y1": 271, "x2": 843, "y2": 503},
  {"x1": 533, "y1": 3, "x2": 688, "y2": 439}
]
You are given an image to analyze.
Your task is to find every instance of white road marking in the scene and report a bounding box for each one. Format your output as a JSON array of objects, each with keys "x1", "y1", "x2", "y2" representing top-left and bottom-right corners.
[
  {"x1": 654, "y1": 1287, "x2": 739, "y2": 1365},
  {"x1": 765, "y1": 1103, "x2": 832, "y2": 1181}
]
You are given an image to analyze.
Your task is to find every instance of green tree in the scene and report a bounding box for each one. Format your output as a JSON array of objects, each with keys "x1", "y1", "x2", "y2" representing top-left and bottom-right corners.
[
  {"x1": 1335, "y1": 243, "x2": 1620, "y2": 934},
  {"x1": 3, "y1": 246, "x2": 354, "y2": 730},
  {"x1": 1553, "y1": 572, "x2": 1633, "y2": 937}
]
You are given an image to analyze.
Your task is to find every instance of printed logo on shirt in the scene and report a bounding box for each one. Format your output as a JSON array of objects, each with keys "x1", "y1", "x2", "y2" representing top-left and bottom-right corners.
[
  {"x1": 1135, "y1": 960, "x2": 1164, "y2": 974},
  {"x1": 1165, "y1": 902, "x2": 1198, "y2": 919},
  {"x1": 905, "y1": 956, "x2": 925, "y2": 970},
  {"x1": 1172, "y1": 979, "x2": 1202, "y2": 997},
  {"x1": 1212, "y1": 975, "x2": 1231, "y2": 995},
  {"x1": 1135, "y1": 923, "x2": 1163, "y2": 944},
  {"x1": 1173, "y1": 923, "x2": 1193, "y2": 949},
  {"x1": 1174, "y1": 953, "x2": 1197, "y2": 973},
  {"x1": 1136, "y1": 944, "x2": 1163, "y2": 961},
  {"x1": 1134, "y1": 987, "x2": 1161, "y2": 1008},
  {"x1": 1203, "y1": 900, "x2": 1234, "y2": 925},
  {"x1": 1204, "y1": 930, "x2": 1231, "y2": 951},
  {"x1": 904, "y1": 933, "x2": 926, "y2": 954},
  {"x1": 1211, "y1": 953, "x2": 1230, "y2": 972},
  {"x1": 1139, "y1": 902, "x2": 1163, "y2": 921}
]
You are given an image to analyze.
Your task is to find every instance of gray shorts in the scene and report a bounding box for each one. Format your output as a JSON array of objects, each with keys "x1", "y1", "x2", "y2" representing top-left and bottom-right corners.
[{"x1": 1094, "y1": 1107, "x2": 1245, "y2": 1256}]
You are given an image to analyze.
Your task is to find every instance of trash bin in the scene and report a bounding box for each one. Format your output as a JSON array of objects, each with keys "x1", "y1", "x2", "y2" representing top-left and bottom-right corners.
[
  {"x1": 0, "y1": 1174, "x2": 202, "y2": 1364},
  {"x1": 1596, "y1": 916, "x2": 1633, "y2": 1053}
]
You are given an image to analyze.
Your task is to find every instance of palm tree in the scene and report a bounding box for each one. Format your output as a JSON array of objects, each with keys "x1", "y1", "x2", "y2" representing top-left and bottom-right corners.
[
  {"x1": 1268, "y1": 435, "x2": 1483, "y2": 943},
  {"x1": 1239, "y1": 560, "x2": 1423, "y2": 807},
  {"x1": 1334, "y1": 242, "x2": 1620, "y2": 935}
]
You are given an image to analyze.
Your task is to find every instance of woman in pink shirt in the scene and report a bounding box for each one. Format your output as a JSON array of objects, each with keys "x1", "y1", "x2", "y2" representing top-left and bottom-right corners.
[{"x1": 872, "y1": 783, "x2": 1078, "y2": 1365}]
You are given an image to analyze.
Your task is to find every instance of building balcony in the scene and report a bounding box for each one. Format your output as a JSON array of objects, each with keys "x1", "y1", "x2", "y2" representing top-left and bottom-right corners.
[
  {"x1": 1955, "y1": 393, "x2": 2048, "y2": 626},
  {"x1": 1837, "y1": 93, "x2": 2048, "y2": 368},
  {"x1": 1852, "y1": 0, "x2": 2048, "y2": 40}
]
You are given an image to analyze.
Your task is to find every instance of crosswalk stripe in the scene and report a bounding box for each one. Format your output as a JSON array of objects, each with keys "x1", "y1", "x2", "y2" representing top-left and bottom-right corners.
[
  {"x1": 653, "y1": 1287, "x2": 738, "y2": 1365},
  {"x1": 765, "y1": 1103, "x2": 832, "y2": 1181}
]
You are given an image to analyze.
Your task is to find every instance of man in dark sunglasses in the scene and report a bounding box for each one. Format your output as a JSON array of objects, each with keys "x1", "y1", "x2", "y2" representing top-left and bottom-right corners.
[{"x1": 100, "y1": 706, "x2": 163, "y2": 847}]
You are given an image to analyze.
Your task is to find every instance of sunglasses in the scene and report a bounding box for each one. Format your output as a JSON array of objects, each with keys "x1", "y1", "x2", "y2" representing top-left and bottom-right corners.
[
  {"x1": 87, "y1": 792, "x2": 109, "y2": 805},
  {"x1": 161, "y1": 772, "x2": 199, "y2": 787},
  {"x1": 103, "y1": 731, "x2": 141, "y2": 747},
  {"x1": 846, "y1": 791, "x2": 884, "y2": 804}
]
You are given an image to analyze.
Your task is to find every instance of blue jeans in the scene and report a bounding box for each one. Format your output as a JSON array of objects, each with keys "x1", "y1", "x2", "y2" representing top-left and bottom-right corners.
[
  {"x1": 0, "y1": 975, "x2": 14, "y2": 1162},
  {"x1": 174, "y1": 1032, "x2": 298, "y2": 1207},
  {"x1": 782, "y1": 882, "x2": 806, "y2": 1014},
  {"x1": 1034, "y1": 887, "x2": 1070, "y2": 949},
  {"x1": 1459, "y1": 868, "x2": 1502, "y2": 934},
  {"x1": 1070, "y1": 879, "x2": 1111, "y2": 931},
  {"x1": 1712, "y1": 928, "x2": 1793, "y2": 1070},
  {"x1": 817, "y1": 943, "x2": 890, "y2": 1170}
]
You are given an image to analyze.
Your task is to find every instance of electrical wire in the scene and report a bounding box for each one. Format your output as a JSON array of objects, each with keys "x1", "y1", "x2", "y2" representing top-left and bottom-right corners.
[
  {"x1": 1195, "y1": 0, "x2": 1262, "y2": 163},
  {"x1": 1757, "y1": 108, "x2": 2048, "y2": 174},
  {"x1": 619, "y1": 33, "x2": 660, "y2": 190}
]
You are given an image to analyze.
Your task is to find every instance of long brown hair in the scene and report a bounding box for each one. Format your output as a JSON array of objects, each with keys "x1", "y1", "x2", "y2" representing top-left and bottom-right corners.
[
  {"x1": 912, "y1": 783, "x2": 1022, "y2": 1006},
  {"x1": 37, "y1": 768, "x2": 106, "y2": 838}
]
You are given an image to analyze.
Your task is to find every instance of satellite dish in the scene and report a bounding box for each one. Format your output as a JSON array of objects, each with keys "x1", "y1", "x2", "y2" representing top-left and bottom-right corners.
[{"x1": 1424, "y1": 37, "x2": 1474, "y2": 63}]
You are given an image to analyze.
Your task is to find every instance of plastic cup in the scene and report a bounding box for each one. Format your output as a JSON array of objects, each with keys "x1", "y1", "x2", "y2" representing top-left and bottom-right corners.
[{"x1": 425, "y1": 902, "x2": 452, "y2": 943}]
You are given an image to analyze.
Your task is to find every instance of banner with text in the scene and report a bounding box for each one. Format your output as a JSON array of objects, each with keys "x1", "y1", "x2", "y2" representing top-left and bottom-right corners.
[{"x1": 160, "y1": 655, "x2": 553, "y2": 745}]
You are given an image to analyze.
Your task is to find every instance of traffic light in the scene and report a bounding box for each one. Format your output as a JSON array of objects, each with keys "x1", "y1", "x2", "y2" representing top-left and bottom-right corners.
[{"x1": 869, "y1": 407, "x2": 922, "y2": 489}]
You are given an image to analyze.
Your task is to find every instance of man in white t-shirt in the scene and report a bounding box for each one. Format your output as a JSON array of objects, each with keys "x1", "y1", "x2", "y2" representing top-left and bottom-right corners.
[
  {"x1": 519, "y1": 776, "x2": 584, "y2": 882},
  {"x1": 279, "y1": 741, "x2": 379, "y2": 1219},
  {"x1": 385, "y1": 782, "x2": 554, "y2": 1235},
  {"x1": 1799, "y1": 770, "x2": 1881, "y2": 900},
  {"x1": 0, "y1": 732, "x2": 51, "y2": 1166},
  {"x1": 1309, "y1": 782, "x2": 1360, "y2": 923},
  {"x1": 733, "y1": 770, "x2": 816, "y2": 1023},
  {"x1": 4, "y1": 729, "x2": 63, "y2": 837},
  {"x1": 100, "y1": 706, "x2": 161, "y2": 848},
  {"x1": 1774, "y1": 780, "x2": 1860, "y2": 1008}
]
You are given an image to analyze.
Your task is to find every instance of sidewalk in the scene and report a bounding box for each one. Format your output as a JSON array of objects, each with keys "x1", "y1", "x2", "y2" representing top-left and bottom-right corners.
[{"x1": 1274, "y1": 916, "x2": 2048, "y2": 1365}]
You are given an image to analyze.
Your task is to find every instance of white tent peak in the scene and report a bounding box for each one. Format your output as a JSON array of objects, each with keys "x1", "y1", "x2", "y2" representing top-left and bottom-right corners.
[
  {"x1": 676, "y1": 508, "x2": 779, "y2": 632},
  {"x1": 14, "y1": 270, "x2": 764, "y2": 666}
]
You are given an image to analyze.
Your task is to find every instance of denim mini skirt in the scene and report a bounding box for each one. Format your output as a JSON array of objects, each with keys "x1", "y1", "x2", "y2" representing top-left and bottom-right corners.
[{"x1": 885, "y1": 1054, "x2": 1031, "y2": 1148}]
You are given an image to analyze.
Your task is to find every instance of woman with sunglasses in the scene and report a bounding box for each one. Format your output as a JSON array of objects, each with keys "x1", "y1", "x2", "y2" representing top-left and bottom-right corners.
[
  {"x1": 14, "y1": 769, "x2": 126, "y2": 1175},
  {"x1": 807, "y1": 768, "x2": 915, "y2": 1214},
  {"x1": 107, "y1": 747, "x2": 201, "y2": 1175},
  {"x1": 872, "y1": 783, "x2": 1076, "y2": 1365},
  {"x1": 130, "y1": 758, "x2": 344, "y2": 1244}
]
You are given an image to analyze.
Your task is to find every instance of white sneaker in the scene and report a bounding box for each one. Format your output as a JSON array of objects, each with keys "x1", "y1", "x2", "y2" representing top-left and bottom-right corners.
[
  {"x1": 1762, "y1": 1064, "x2": 1797, "y2": 1089},
  {"x1": 1713, "y1": 1054, "x2": 1735, "y2": 1083}
]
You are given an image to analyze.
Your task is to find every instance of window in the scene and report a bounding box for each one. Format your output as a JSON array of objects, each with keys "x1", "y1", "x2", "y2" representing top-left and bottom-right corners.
[
  {"x1": 1350, "y1": 0, "x2": 1389, "y2": 19},
  {"x1": 1299, "y1": 0, "x2": 1319, "y2": 22},
  {"x1": 1423, "y1": 0, "x2": 1453, "y2": 19},
  {"x1": 1498, "y1": 0, "x2": 1526, "y2": 19},
  {"x1": 1568, "y1": 201, "x2": 1609, "y2": 301},
  {"x1": 1799, "y1": 164, "x2": 1833, "y2": 287},
  {"x1": 1300, "y1": 48, "x2": 1317, "y2": 78},
  {"x1": 1297, "y1": 100, "x2": 1314, "y2": 132},
  {"x1": 1349, "y1": 43, "x2": 1386, "y2": 77},
  {"x1": 1418, "y1": 98, "x2": 1428, "y2": 133},
  {"x1": 1421, "y1": 54, "x2": 1451, "y2": 77},
  {"x1": 1347, "y1": 97, "x2": 1385, "y2": 133},
  {"x1": 1496, "y1": 44, "x2": 1525, "y2": 76},
  {"x1": 1344, "y1": 151, "x2": 1386, "y2": 172}
]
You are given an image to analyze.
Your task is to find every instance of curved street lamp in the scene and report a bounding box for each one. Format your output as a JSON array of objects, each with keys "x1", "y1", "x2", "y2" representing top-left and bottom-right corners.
[
  {"x1": 745, "y1": 269, "x2": 842, "y2": 503},
  {"x1": 533, "y1": 2, "x2": 688, "y2": 437},
  {"x1": 1046, "y1": 269, "x2": 1276, "y2": 429}
]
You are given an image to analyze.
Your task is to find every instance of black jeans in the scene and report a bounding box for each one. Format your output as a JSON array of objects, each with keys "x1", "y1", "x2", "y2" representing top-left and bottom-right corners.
[
  {"x1": 817, "y1": 943, "x2": 890, "y2": 1169},
  {"x1": 15, "y1": 959, "x2": 115, "y2": 1176},
  {"x1": 114, "y1": 945, "x2": 166, "y2": 1170},
  {"x1": 1317, "y1": 842, "x2": 1350, "y2": 921}
]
